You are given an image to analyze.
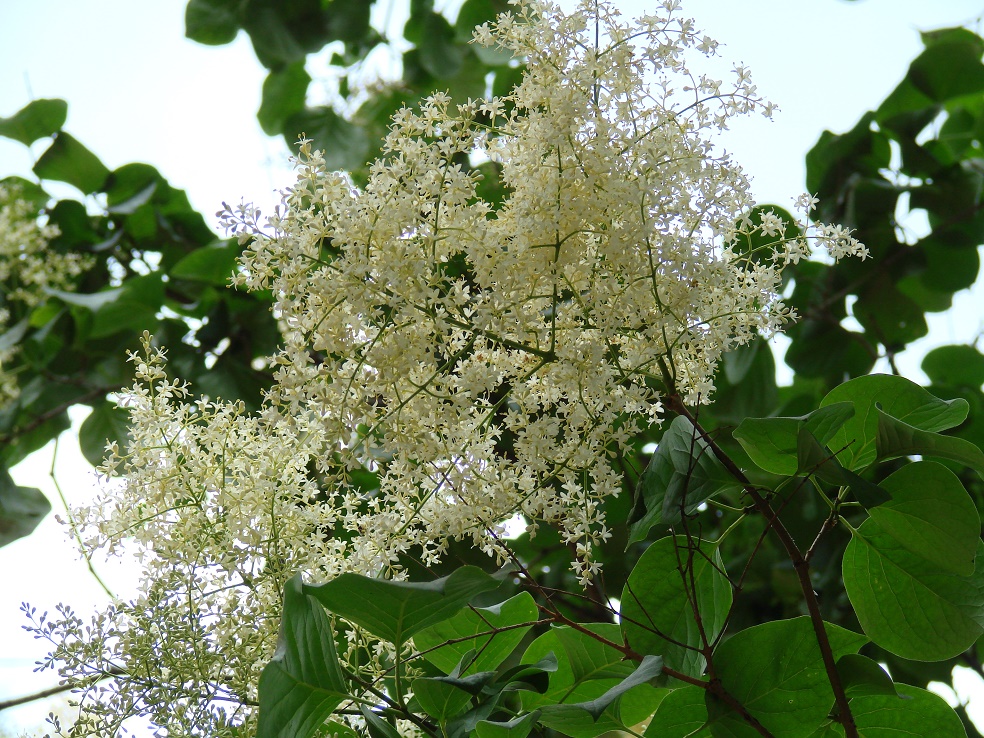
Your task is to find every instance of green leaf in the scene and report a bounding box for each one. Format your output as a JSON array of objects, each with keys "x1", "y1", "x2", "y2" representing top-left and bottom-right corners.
[
  {"x1": 709, "y1": 618, "x2": 867, "y2": 738},
  {"x1": 521, "y1": 624, "x2": 658, "y2": 737},
  {"x1": 360, "y1": 706, "x2": 403, "y2": 738},
  {"x1": 44, "y1": 286, "x2": 124, "y2": 312},
  {"x1": 795, "y1": 426, "x2": 890, "y2": 509},
  {"x1": 256, "y1": 575, "x2": 349, "y2": 738},
  {"x1": 325, "y1": 0, "x2": 373, "y2": 44},
  {"x1": 784, "y1": 322, "x2": 875, "y2": 383},
  {"x1": 107, "y1": 182, "x2": 156, "y2": 215},
  {"x1": 852, "y1": 276, "x2": 928, "y2": 349},
  {"x1": 78, "y1": 402, "x2": 131, "y2": 468},
  {"x1": 87, "y1": 274, "x2": 165, "y2": 339},
  {"x1": 103, "y1": 162, "x2": 162, "y2": 209},
  {"x1": 414, "y1": 591, "x2": 537, "y2": 675},
  {"x1": 629, "y1": 415, "x2": 743, "y2": 542},
  {"x1": 284, "y1": 107, "x2": 370, "y2": 171},
  {"x1": 868, "y1": 461, "x2": 979, "y2": 576},
  {"x1": 0, "y1": 318, "x2": 30, "y2": 353},
  {"x1": 805, "y1": 112, "x2": 891, "y2": 211},
  {"x1": 411, "y1": 674, "x2": 475, "y2": 721},
  {"x1": 0, "y1": 99, "x2": 67, "y2": 144},
  {"x1": 259, "y1": 63, "x2": 311, "y2": 136},
  {"x1": 405, "y1": 11, "x2": 464, "y2": 78},
  {"x1": 922, "y1": 345, "x2": 984, "y2": 388},
  {"x1": 621, "y1": 536, "x2": 732, "y2": 677},
  {"x1": 843, "y1": 521, "x2": 984, "y2": 661},
  {"x1": 537, "y1": 655, "x2": 662, "y2": 729},
  {"x1": 734, "y1": 402, "x2": 855, "y2": 476},
  {"x1": 185, "y1": 0, "x2": 242, "y2": 45},
  {"x1": 851, "y1": 683, "x2": 967, "y2": 736},
  {"x1": 805, "y1": 722, "x2": 844, "y2": 738},
  {"x1": 320, "y1": 721, "x2": 360, "y2": 738},
  {"x1": 820, "y1": 374, "x2": 969, "y2": 470},
  {"x1": 875, "y1": 409, "x2": 984, "y2": 476},
  {"x1": 33, "y1": 133, "x2": 109, "y2": 194},
  {"x1": 170, "y1": 241, "x2": 241, "y2": 286},
  {"x1": 475, "y1": 712, "x2": 540, "y2": 738},
  {"x1": 907, "y1": 29, "x2": 984, "y2": 103},
  {"x1": 835, "y1": 654, "x2": 899, "y2": 699},
  {"x1": 456, "y1": 0, "x2": 512, "y2": 64},
  {"x1": 0, "y1": 468, "x2": 50, "y2": 547},
  {"x1": 303, "y1": 566, "x2": 501, "y2": 647},
  {"x1": 711, "y1": 337, "x2": 779, "y2": 425},
  {"x1": 645, "y1": 685, "x2": 710, "y2": 738}
]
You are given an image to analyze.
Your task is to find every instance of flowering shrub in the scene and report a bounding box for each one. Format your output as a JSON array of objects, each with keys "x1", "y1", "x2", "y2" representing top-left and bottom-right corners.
[{"x1": 29, "y1": 3, "x2": 946, "y2": 738}]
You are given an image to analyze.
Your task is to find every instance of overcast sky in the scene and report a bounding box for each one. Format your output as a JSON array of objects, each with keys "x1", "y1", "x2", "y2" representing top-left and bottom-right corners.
[{"x1": 2, "y1": 0, "x2": 984, "y2": 733}]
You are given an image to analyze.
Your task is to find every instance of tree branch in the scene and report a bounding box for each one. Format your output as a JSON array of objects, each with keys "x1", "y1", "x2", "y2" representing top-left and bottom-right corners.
[{"x1": 662, "y1": 391, "x2": 859, "y2": 738}]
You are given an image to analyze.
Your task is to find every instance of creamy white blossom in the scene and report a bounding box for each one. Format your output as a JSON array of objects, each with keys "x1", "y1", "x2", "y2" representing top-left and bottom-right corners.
[
  {"x1": 33, "y1": 2, "x2": 865, "y2": 736},
  {"x1": 0, "y1": 184, "x2": 89, "y2": 407}
]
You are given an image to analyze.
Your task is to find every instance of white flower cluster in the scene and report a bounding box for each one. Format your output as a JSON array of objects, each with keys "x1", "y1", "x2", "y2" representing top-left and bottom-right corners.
[
  {"x1": 35, "y1": 2, "x2": 865, "y2": 735},
  {"x1": 33, "y1": 334, "x2": 346, "y2": 736},
  {"x1": 226, "y1": 0, "x2": 864, "y2": 581},
  {"x1": 0, "y1": 184, "x2": 89, "y2": 407}
]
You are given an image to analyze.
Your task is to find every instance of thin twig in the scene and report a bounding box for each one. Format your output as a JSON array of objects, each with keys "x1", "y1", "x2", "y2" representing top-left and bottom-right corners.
[{"x1": 0, "y1": 668, "x2": 122, "y2": 712}]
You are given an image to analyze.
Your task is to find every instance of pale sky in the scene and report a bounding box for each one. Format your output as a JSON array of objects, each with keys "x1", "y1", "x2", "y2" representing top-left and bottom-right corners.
[{"x1": 1, "y1": 0, "x2": 983, "y2": 733}]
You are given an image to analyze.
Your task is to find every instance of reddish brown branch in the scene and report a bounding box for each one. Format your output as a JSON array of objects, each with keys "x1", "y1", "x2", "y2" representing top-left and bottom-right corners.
[{"x1": 662, "y1": 391, "x2": 858, "y2": 738}]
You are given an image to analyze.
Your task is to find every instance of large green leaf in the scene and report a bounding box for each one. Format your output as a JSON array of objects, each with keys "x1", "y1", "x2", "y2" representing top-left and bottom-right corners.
[
  {"x1": 629, "y1": 415, "x2": 743, "y2": 542},
  {"x1": 0, "y1": 99, "x2": 67, "y2": 144},
  {"x1": 325, "y1": 0, "x2": 373, "y2": 44},
  {"x1": 405, "y1": 11, "x2": 464, "y2": 78},
  {"x1": 283, "y1": 106, "x2": 370, "y2": 171},
  {"x1": 411, "y1": 672, "x2": 479, "y2": 721},
  {"x1": 258, "y1": 62, "x2": 311, "y2": 136},
  {"x1": 360, "y1": 705, "x2": 403, "y2": 738},
  {"x1": 734, "y1": 402, "x2": 855, "y2": 476},
  {"x1": 851, "y1": 683, "x2": 968, "y2": 736},
  {"x1": 455, "y1": 0, "x2": 512, "y2": 65},
  {"x1": 185, "y1": 0, "x2": 242, "y2": 44},
  {"x1": 87, "y1": 274, "x2": 165, "y2": 339},
  {"x1": 303, "y1": 566, "x2": 500, "y2": 646},
  {"x1": 645, "y1": 685, "x2": 711, "y2": 738},
  {"x1": 33, "y1": 133, "x2": 110, "y2": 194},
  {"x1": 44, "y1": 286, "x2": 123, "y2": 312},
  {"x1": 875, "y1": 409, "x2": 984, "y2": 476},
  {"x1": 521, "y1": 624, "x2": 659, "y2": 738},
  {"x1": 256, "y1": 574, "x2": 349, "y2": 738},
  {"x1": 835, "y1": 654, "x2": 900, "y2": 699},
  {"x1": 0, "y1": 467, "x2": 50, "y2": 547},
  {"x1": 843, "y1": 522, "x2": 984, "y2": 661},
  {"x1": 908, "y1": 28, "x2": 984, "y2": 103},
  {"x1": 820, "y1": 374, "x2": 969, "y2": 470},
  {"x1": 922, "y1": 344, "x2": 984, "y2": 389},
  {"x1": 475, "y1": 712, "x2": 539, "y2": 738},
  {"x1": 537, "y1": 655, "x2": 663, "y2": 730},
  {"x1": 170, "y1": 241, "x2": 241, "y2": 286},
  {"x1": 413, "y1": 591, "x2": 537, "y2": 675},
  {"x1": 852, "y1": 276, "x2": 928, "y2": 349},
  {"x1": 867, "y1": 461, "x2": 979, "y2": 576},
  {"x1": 795, "y1": 426, "x2": 890, "y2": 509},
  {"x1": 784, "y1": 323, "x2": 875, "y2": 383},
  {"x1": 620, "y1": 536, "x2": 732, "y2": 677},
  {"x1": 709, "y1": 618, "x2": 867, "y2": 738}
]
